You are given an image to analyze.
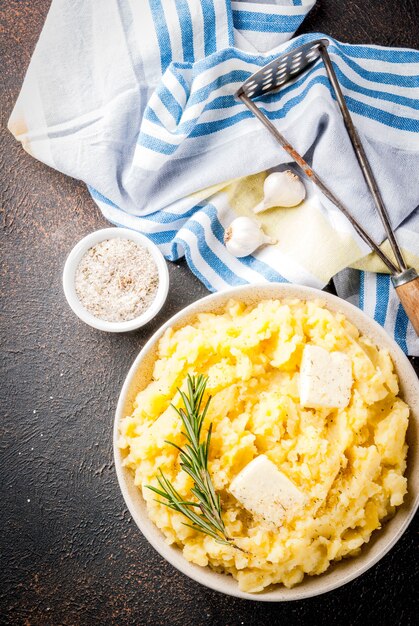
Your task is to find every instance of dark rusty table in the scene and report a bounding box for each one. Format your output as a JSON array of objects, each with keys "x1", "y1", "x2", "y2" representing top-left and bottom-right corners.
[{"x1": 1, "y1": 1, "x2": 418, "y2": 624}]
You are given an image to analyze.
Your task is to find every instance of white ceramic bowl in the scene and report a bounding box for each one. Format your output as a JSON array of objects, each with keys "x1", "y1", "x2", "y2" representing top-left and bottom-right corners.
[
  {"x1": 114, "y1": 284, "x2": 419, "y2": 600},
  {"x1": 63, "y1": 228, "x2": 169, "y2": 332}
]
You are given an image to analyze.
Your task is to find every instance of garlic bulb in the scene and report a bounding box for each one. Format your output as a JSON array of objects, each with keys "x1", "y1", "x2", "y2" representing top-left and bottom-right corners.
[
  {"x1": 253, "y1": 170, "x2": 306, "y2": 214},
  {"x1": 224, "y1": 216, "x2": 276, "y2": 258}
]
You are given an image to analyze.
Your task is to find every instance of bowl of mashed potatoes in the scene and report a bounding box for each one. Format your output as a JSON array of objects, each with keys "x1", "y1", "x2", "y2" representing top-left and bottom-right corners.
[{"x1": 114, "y1": 284, "x2": 418, "y2": 600}]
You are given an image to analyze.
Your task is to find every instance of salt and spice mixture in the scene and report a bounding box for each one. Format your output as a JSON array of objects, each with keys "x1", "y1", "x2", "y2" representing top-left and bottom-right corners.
[{"x1": 75, "y1": 238, "x2": 159, "y2": 322}]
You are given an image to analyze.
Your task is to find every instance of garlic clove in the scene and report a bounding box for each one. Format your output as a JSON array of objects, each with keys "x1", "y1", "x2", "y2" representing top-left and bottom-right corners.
[
  {"x1": 253, "y1": 170, "x2": 306, "y2": 213},
  {"x1": 224, "y1": 216, "x2": 276, "y2": 258},
  {"x1": 252, "y1": 200, "x2": 266, "y2": 215}
]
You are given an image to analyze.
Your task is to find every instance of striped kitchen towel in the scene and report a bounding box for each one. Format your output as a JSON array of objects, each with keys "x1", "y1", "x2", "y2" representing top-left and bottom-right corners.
[{"x1": 8, "y1": 0, "x2": 419, "y2": 354}]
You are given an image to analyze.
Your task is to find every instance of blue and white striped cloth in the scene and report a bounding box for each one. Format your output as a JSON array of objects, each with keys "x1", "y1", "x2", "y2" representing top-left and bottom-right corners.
[{"x1": 9, "y1": 0, "x2": 419, "y2": 354}]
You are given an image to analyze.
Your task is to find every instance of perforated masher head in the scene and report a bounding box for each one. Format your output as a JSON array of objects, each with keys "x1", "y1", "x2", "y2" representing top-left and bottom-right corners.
[{"x1": 236, "y1": 38, "x2": 328, "y2": 100}]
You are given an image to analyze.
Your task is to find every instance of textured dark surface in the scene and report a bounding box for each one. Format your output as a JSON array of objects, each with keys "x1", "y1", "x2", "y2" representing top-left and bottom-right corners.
[{"x1": 1, "y1": 1, "x2": 418, "y2": 625}]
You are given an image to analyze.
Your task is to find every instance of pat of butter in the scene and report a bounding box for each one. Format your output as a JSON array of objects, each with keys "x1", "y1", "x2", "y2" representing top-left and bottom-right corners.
[
  {"x1": 299, "y1": 345, "x2": 353, "y2": 409},
  {"x1": 229, "y1": 455, "x2": 305, "y2": 526}
]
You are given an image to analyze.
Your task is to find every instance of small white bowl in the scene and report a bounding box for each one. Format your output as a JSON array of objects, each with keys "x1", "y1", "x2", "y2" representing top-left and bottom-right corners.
[
  {"x1": 114, "y1": 283, "x2": 419, "y2": 601},
  {"x1": 63, "y1": 228, "x2": 169, "y2": 332}
]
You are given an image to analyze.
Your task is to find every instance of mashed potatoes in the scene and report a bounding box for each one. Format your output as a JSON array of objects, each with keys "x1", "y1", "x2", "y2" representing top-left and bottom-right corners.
[{"x1": 118, "y1": 298, "x2": 409, "y2": 592}]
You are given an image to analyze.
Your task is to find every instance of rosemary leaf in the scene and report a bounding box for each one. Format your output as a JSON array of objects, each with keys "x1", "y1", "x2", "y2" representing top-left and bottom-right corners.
[{"x1": 145, "y1": 374, "x2": 242, "y2": 551}]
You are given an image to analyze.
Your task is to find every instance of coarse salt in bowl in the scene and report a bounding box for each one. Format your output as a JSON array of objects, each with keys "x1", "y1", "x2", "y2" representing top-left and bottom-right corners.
[{"x1": 63, "y1": 228, "x2": 169, "y2": 332}]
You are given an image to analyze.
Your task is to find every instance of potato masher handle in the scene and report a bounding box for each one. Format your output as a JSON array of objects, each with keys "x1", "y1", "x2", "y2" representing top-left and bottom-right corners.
[
  {"x1": 319, "y1": 45, "x2": 407, "y2": 273},
  {"x1": 392, "y1": 269, "x2": 419, "y2": 336}
]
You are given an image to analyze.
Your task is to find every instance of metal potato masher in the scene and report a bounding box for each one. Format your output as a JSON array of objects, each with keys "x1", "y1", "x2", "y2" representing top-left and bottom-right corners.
[{"x1": 236, "y1": 38, "x2": 419, "y2": 336}]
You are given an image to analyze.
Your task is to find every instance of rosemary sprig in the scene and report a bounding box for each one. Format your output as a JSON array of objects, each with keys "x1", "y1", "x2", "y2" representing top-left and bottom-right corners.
[{"x1": 146, "y1": 374, "x2": 241, "y2": 550}]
